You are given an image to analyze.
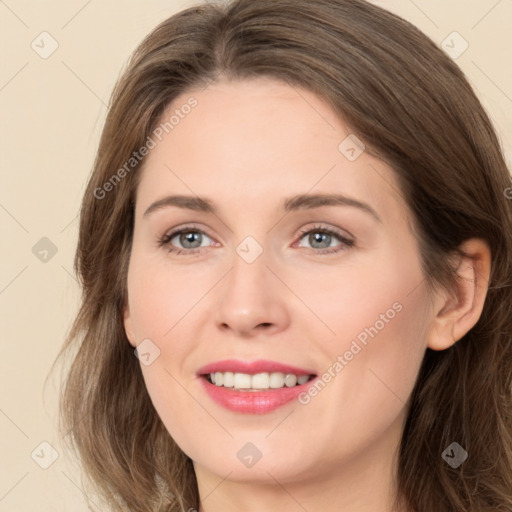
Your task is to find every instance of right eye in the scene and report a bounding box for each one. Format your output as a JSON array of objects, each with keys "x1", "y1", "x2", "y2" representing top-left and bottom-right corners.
[{"x1": 158, "y1": 225, "x2": 216, "y2": 255}]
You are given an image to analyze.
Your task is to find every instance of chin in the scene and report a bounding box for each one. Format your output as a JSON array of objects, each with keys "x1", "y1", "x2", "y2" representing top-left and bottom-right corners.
[{"x1": 189, "y1": 438, "x2": 317, "y2": 485}]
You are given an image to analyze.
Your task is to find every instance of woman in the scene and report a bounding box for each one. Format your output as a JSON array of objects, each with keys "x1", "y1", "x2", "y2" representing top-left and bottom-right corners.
[{"x1": 54, "y1": 0, "x2": 512, "y2": 511}]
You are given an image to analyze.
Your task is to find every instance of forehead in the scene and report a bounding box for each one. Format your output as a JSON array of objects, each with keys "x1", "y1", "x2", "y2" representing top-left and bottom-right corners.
[{"x1": 135, "y1": 77, "x2": 408, "y2": 224}]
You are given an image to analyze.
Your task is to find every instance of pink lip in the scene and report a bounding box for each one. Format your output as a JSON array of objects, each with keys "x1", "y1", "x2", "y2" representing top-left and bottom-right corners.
[
  {"x1": 199, "y1": 376, "x2": 319, "y2": 414},
  {"x1": 196, "y1": 359, "x2": 318, "y2": 414},
  {"x1": 196, "y1": 359, "x2": 315, "y2": 376}
]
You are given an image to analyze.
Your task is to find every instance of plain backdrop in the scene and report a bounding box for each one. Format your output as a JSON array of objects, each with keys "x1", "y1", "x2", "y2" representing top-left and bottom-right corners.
[{"x1": 1, "y1": 0, "x2": 511, "y2": 510}]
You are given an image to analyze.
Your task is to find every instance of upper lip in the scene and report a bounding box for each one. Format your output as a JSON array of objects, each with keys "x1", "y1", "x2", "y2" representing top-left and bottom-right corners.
[{"x1": 197, "y1": 359, "x2": 317, "y2": 376}]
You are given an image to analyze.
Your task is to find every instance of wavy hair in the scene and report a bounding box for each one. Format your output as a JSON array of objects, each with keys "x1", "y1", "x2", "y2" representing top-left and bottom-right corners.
[{"x1": 52, "y1": 0, "x2": 512, "y2": 510}]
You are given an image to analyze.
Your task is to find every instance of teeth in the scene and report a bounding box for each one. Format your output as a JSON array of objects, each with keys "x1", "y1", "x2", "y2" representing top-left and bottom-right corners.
[
  {"x1": 269, "y1": 372, "x2": 285, "y2": 388},
  {"x1": 208, "y1": 371, "x2": 312, "y2": 390},
  {"x1": 285, "y1": 374, "x2": 297, "y2": 387},
  {"x1": 233, "y1": 372, "x2": 252, "y2": 389},
  {"x1": 252, "y1": 372, "x2": 270, "y2": 389},
  {"x1": 222, "y1": 371, "x2": 234, "y2": 387}
]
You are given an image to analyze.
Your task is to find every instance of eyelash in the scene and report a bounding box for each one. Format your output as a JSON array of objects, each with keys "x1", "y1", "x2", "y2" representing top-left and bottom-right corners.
[{"x1": 157, "y1": 223, "x2": 355, "y2": 256}]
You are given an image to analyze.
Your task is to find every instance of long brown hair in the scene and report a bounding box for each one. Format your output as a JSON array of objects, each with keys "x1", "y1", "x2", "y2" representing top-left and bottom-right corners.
[{"x1": 51, "y1": 0, "x2": 512, "y2": 510}]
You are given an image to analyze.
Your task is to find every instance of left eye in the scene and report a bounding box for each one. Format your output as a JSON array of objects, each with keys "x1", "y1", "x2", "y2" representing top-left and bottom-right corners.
[
  {"x1": 295, "y1": 226, "x2": 354, "y2": 254},
  {"x1": 158, "y1": 225, "x2": 354, "y2": 255}
]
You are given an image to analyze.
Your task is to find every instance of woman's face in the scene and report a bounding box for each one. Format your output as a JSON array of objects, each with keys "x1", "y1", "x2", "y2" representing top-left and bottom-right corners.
[{"x1": 123, "y1": 77, "x2": 436, "y2": 486}]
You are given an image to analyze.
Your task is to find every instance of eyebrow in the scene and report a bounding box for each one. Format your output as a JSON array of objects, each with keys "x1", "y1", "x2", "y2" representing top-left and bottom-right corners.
[{"x1": 143, "y1": 193, "x2": 381, "y2": 222}]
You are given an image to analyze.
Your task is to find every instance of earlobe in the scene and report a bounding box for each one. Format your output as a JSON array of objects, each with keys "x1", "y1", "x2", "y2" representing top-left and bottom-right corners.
[
  {"x1": 426, "y1": 238, "x2": 491, "y2": 351},
  {"x1": 123, "y1": 306, "x2": 137, "y2": 348}
]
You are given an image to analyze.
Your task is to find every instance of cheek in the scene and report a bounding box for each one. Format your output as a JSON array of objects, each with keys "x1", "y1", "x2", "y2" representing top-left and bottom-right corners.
[
  {"x1": 317, "y1": 280, "x2": 429, "y2": 425},
  {"x1": 126, "y1": 256, "x2": 212, "y2": 412},
  {"x1": 126, "y1": 252, "x2": 214, "y2": 341},
  {"x1": 127, "y1": 260, "x2": 206, "y2": 444},
  {"x1": 137, "y1": 363, "x2": 212, "y2": 466},
  {"x1": 301, "y1": 249, "x2": 430, "y2": 419}
]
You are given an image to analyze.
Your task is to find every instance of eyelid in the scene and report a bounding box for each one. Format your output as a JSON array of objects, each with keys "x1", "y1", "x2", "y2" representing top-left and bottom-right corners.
[{"x1": 295, "y1": 223, "x2": 354, "y2": 243}]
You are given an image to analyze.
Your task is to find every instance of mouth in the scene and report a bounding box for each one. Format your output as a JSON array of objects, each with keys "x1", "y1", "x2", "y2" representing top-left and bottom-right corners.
[{"x1": 196, "y1": 359, "x2": 319, "y2": 413}]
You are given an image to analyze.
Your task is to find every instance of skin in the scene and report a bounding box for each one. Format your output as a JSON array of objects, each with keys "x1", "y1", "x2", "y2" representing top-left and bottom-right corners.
[{"x1": 123, "y1": 77, "x2": 491, "y2": 512}]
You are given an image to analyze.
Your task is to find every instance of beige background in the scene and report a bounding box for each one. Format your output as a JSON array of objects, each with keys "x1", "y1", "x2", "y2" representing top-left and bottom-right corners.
[{"x1": 1, "y1": 0, "x2": 511, "y2": 510}]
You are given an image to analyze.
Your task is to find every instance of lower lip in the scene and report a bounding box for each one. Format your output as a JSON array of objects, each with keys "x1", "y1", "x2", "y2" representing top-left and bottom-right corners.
[{"x1": 199, "y1": 376, "x2": 318, "y2": 414}]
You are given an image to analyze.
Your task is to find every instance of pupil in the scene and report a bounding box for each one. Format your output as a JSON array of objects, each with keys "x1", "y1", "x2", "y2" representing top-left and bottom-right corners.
[
  {"x1": 181, "y1": 231, "x2": 201, "y2": 248},
  {"x1": 311, "y1": 232, "x2": 330, "y2": 248}
]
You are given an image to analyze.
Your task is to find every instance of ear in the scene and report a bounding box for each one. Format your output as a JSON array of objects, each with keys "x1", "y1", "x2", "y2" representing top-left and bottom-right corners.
[
  {"x1": 426, "y1": 238, "x2": 491, "y2": 351},
  {"x1": 123, "y1": 304, "x2": 137, "y2": 348}
]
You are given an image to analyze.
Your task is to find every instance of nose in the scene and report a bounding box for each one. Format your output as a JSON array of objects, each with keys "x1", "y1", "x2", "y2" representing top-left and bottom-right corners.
[{"x1": 213, "y1": 248, "x2": 291, "y2": 338}]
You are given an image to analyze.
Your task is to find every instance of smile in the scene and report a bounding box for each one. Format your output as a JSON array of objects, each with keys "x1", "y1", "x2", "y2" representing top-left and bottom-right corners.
[{"x1": 197, "y1": 359, "x2": 318, "y2": 413}]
